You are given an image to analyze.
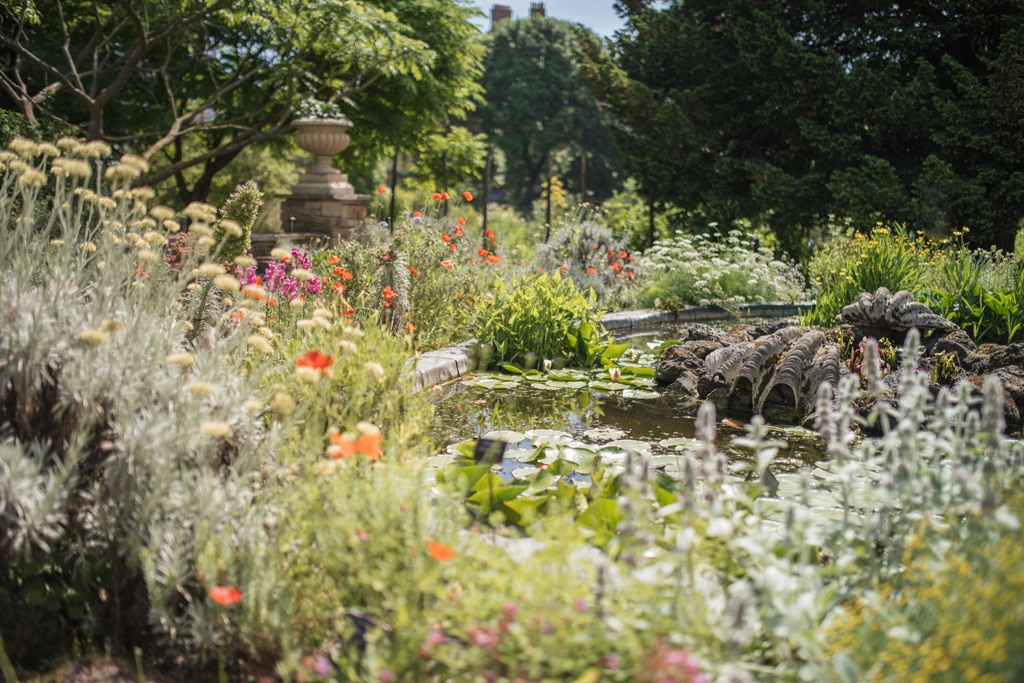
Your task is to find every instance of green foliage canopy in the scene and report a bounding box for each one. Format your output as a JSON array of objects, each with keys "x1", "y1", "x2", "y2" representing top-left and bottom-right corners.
[
  {"x1": 0, "y1": 0, "x2": 484, "y2": 203},
  {"x1": 480, "y1": 16, "x2": 622, "y2": 210},
  {"x1": 578, "y1": 0, "x2": 1024, "y2": 255}
]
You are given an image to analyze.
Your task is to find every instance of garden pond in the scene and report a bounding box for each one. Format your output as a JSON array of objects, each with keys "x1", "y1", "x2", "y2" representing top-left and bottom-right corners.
[{"x1": 428, "y1": 319, "x2": 829, "y2": 487}]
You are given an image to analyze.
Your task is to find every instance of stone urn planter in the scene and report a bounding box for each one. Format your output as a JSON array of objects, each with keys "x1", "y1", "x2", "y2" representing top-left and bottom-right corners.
[
  {"x1": 291, "y1": 117, "x2": 355, "y2": 197},
  {"x1": 282, "y1": 117, "x2": 369, "y2": 244}
]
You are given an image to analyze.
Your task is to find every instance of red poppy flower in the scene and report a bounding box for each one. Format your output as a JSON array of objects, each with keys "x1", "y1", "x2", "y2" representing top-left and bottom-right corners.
[
  {"x1": 441, "y1": 192, "x2": 450, "y2": 200},
  {"x1": 454, "y1": 226, "x2": 463, "y2": 237},
  {"x1": 449, "y1": 244, "x2": 457, "y2": 251},
  {"x1": 382, "y1": 285, "x2": 396, "y2": 302},
  {"x1": 442, "y1": 233, "x2": 451, "y2": 242},
  {"x1": 208, "y1": 586, "x2": 242, "y2": 605},
  {"x1": 268, "y1": 299, "x2": 278, "y2": 306},
  {"x1": 341, "y1": 270, "x2": 353, "y2": 281},
  {"x1": 327, "y1": 256, "x2": 340, "y2": 265},
  {"x1": 462, "y1": 191, "x2": 473, "y2": 201},
  {"x1": 427, "y1": 542, "x2": 455, "y2": 561},
  {"x1": 331, "y1": 282, "x2": 345, "y2": 291},
  {"x1": 405, "y1": 322, "x2": 415, "y2": 331},
  {"x1": 440, "y1": 260, "x2": 454, "y2": 269},
  {"x1": 409, "y1": 267, "x2": 419, "y2": 274},
  {"x1": 341, "y1": 303, "x2": 354, "y2": 316},
  {"x1": 484, "y1": 229, "x2": 494, "y2": 238},
  {"x1": 620, "y1": 251, "x2": 628, "y2": 258},
  {"x1": 478, "y1": 248, "x2": 489, "y2": 257},
  {"x1": 414, "y1": 210, "x2": 422, "y2": 217},
  {"x1": 587, "y1": 267, "x2": 597, "y2": 274},
  {"x1": 432, "y1": 192, "x2": 443, "y2": 201},
  {"x1": 332, "y1": 267, "x2": 343, "y2": 275},
  {"x1": 297, "y1": 350, "x2": 335, "y2": 371},
  {"x1": 487, "y1": 254, "x2": 501, "y2": 264},
  {"x1": 456, "y1": 216, "x2": 466, "y2": 226},
  {"x1": 560, "y1": 267, "x2": 567, "y2": 273},
  {"x1": 378, "y1": 186, "x2": 387, "y2": 194}
]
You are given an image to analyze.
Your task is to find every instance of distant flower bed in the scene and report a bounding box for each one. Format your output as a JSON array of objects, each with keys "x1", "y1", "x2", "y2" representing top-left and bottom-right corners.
[{"x1": 634, "y1": 229, "x2": 809, "y2": 309}]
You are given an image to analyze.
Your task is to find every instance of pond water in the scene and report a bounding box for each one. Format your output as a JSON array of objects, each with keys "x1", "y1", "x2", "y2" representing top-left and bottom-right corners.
[{"x1": 429, "y1": 318, "x2": 826, "y2": 479}]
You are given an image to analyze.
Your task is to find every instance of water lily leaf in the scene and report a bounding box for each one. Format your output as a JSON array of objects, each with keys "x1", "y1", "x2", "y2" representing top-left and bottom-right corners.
[
  {"x1": 605, "y1": 439, "x2": 651, "y2": 452},
  {"x1": 623, "y1": 389, "x2": 660, "y2": 400},
  {"x1": 511, "y1": 466, "x2": 540, "y2": 480},
  {"x1": 534, "y1": 382, "x2": 564, "y2": 390},
  {"x1": 549, "y1": 371, "x2": 585, "y2": 381},
  {"x1": 504, "y1": 447, "x2": 536, "y2": 462},
  {"x1": 482, "y1": 430, "x2": 526, "y2": 444},
  {"x1": 525, "y1": 429, "x2": 571, "y2": 443},
  {"x1": 563, "y1": 448, "x2": 598, "y2": 474},
  {"x1": 427, "y1": 454, "x2": 455, "y2": 468},
  {"x1": 659, "y1": 437, "x2": 701, "y2": 450},
  {"x1": 584, "y1": 428, "x2": 626, "y2": 441},
  {"x1": 589, "y1": 382, "x2": 630, "y2": 391},
  {"x1": 502, "y1": 364, "x2": 524, "y2": 375},
  {"x1": 495, "y1": 381, "x2": 520, "y2": 390},
  {"x1": 621, "y1": 366, "x2": 656, "y2": 377},
  {"x1": 627, "y1": 377, "x2": 657, "y2": 388}
]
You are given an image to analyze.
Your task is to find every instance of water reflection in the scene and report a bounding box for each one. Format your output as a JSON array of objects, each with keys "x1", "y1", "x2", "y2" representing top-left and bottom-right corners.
[{"x1": 430, "y1": 380, "x2": 825, "y2": 475}]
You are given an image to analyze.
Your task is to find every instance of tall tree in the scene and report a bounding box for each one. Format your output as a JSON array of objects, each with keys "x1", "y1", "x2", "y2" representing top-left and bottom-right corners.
[
  {"x1": 480, "y1": 16, "x2": 622, "y2": 211},
  {"x1": 0, "y1": 0, "x2": 484, "y2": 204},
  {"x1": 579, "y1": 0, "x2": 1024, "y2": 254}
]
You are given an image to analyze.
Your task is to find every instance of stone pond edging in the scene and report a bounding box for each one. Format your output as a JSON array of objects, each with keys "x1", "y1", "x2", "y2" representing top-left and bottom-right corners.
[{"x1": 410, "y1": 303, "x2": 813, "y2": 392}]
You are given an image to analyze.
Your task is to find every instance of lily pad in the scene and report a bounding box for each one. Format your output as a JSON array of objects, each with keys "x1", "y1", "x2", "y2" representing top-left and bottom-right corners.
[
  {"x1": 605, "y1": 439, "x2": 652, "y2": 452},
  {"x1": 511, "y1": 466, "x2": 541, "y2": 480},
  {"x1": 525, "y1": 429, "x2": 572, "y2": 443},
  {"x1": 482, "y1": 430, "x2": 527, "y2": 443},
  {"x1": 623, "y1": 389, "x2": 660, "y2": 400},
  {"x1": 659, "y1": 437, "x2": 701, "y2": 450},
  {"x1": 584, "y1": 428, "x2": 627, "y2": 441},
  {"x1": 589, "y1": 382, "x2": 631, "y2": 391},
  {"x1": 542, "y1": 380, "x2": 589, "y2": 390}
]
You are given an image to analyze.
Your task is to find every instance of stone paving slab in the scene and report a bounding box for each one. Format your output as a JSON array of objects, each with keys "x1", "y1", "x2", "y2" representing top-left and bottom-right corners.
[{"x1": 411, "y1": 303, "x2": 813, "y2": 392}]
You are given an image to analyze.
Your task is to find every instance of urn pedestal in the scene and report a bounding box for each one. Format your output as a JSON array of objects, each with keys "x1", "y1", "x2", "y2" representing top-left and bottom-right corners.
[{"x1": 281, "y1": 118, "x2": 369, "y2": 244}]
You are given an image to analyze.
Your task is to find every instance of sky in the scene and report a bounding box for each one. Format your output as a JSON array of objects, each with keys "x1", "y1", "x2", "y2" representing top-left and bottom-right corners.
[{"x1": 467, "y1": 1, "x2": 626, "y2": 38}]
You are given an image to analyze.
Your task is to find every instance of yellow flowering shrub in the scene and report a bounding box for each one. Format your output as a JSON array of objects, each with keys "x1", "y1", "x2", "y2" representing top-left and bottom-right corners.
[{"x1": 825, "y1": 496, "x2": 1024, "y2": 682}]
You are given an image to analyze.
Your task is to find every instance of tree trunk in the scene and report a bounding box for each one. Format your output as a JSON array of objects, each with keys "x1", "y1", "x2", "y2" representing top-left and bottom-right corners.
[{"x1": 482, "y1": 149, "x2": 491, "y2": 244}]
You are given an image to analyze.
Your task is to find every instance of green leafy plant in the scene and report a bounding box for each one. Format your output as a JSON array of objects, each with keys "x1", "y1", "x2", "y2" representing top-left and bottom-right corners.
[
  {"x1": 474, "y1": 272, "x2": 626, "y2": 369},
  {"x1": 804, "y1": 224, "x2": 934, "y2": 327}
]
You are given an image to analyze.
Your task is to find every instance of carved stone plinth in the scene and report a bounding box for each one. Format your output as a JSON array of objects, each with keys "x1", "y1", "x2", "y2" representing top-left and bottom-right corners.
[{"x1": 279, "y1": 196, "x2": 370, "y2": 245}]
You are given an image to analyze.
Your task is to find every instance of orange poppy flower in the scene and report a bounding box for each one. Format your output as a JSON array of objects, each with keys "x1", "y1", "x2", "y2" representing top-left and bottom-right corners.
[
  {"x1": 487, "y1": 255, "x2": 501, "y2": 264},
  {"x1": 560, "y1": 267, "x2": 567, "y2": 273},
  {"x1": 456, "y1": 216, "x2": 466, "y2": 226},
  {"x1": 297, "y1": 350, "x2": 336, "y2": 372},
  {"x1": 405, "y1": 322, "x2": 415, "y2": 331},
  {"x1": 449, "y1": 244, "x2": 457, "y2": 251},
  {"x1": 587, "y1": 267, "x2": 597, "y2": 274},
  {"x1": 409, "y1": 267, "x2": 419, "y2": 274},
  {"x1": 341, "y1": 270, "x2": 353, "y2": 281},
  {"x1": 356, "y1": 433, "x2": 383, "y2": 460},
  {"x1": 441, "y1": 192, "x2": 450, "y2": 200},
  {"x1": 268, "y1": 299, "x2": 278, "y2": 306},
  {"x1": 442, "y1": 233, "x2": 451, "y2": 242},
  {"x1": 282, "y1": 256, "x2": 292, "y2": 264},
  {"x1": 329, "y1": 432, "x2": 358, "y2": 459},
  {"x1": 484, "y1": 229, "x2": 494, "y2": 238},
  {"x1": 341, "y1": 302, "x2": 354, "y2": 316},
  {"x1": 462, "y1": 191, "x2": 473, "y2": 201},
  {"x1": 331, "y1": 282, "x2": 345, "y2": 291},
  {"x1": 427, "y1": 542, "x2": 455, "y2": 561},
  {"x1": 232, "y1": 311, "x2": 244, "y2": 319},
  {"x1": 478, "y1": 248, "x2": 489, "y2": 257},
  {"x1": 327, "y1": 256, "x2": 340, "y2": 265},
  {"x1": 454, "y1": 226, "x2": 463, "y2": 237},
  {"x1": 414, "y1": 211, "x2": 422, "y2": 217},
  {"x1": 208, "y1": 586, "x2": 242, "y2": 605},
  {"x1": 382, "y1": 285, "x2": 396, "y2": 302},
  {"x1": 440, "y1": 260, "x2": 454, "y2": 269},
  {"x1": 378, "y1": 186, "x2": 387, "y2": 194},
  {"x1": 432, "y1": 192, "x2": 443, "y2": 201}
]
